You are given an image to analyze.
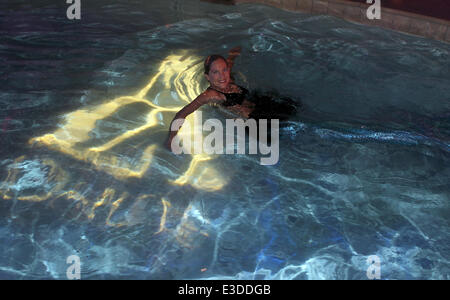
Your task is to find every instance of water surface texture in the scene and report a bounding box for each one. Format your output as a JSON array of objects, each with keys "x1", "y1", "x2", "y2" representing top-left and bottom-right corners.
[{"x1": 0, "y1": 0, "x2": 449, "y2": 279}]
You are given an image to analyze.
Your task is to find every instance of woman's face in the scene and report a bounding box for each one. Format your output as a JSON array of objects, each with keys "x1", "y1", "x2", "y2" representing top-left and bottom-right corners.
[{"x1": 205, "y1": 58, "x2": 230, "y2": 90}]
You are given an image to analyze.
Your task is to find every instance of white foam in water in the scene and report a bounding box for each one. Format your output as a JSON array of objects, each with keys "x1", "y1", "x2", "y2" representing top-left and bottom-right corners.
[
  {"x1": 223, "y1": 12, "x2": 241, "y2": 19},
  {"x1": 7, "y1": 160, "x2": 51, "y2": 192},
  {"x1": 251, "y1": 34, "x2": 273, "y2": 52},
  {"x1": 200, "y1": 255, "x2": 347, "y2": 280}
]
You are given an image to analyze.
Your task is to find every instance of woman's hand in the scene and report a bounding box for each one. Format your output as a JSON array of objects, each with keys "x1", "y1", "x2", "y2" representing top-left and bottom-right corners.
[
  {"x1": 227, "y1": 46, "x2": 242, "y2": 72},
  {"x1": 228, "y1": 46, "x2": 242, "y2": 57}
]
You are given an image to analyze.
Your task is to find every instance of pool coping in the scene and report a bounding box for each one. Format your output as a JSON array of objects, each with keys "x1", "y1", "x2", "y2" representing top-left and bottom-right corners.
[{"x1": 234, "y1": 0, "x2": 450, "y2": 43}]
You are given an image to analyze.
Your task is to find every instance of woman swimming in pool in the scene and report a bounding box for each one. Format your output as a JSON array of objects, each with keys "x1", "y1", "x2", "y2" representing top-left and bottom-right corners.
[{"x1": 165, "y1": 46, "x2": 298, "y2": 150}]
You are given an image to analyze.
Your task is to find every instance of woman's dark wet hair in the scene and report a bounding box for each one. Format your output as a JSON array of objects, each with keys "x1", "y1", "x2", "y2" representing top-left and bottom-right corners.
[{"x1": 204, "y1": 54, "x2": 227, "y2": 75}]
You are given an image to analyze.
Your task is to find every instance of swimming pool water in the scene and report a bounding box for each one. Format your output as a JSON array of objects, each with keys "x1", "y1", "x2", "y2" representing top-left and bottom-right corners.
[{"x1": 0, "y1": 0, "x2": 449, "y2": 279}]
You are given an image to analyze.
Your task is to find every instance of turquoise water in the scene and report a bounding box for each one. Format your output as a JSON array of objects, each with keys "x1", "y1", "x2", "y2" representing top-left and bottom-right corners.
[{"x1": 0, "y1": 0, "x2": 449, "y2": 279}]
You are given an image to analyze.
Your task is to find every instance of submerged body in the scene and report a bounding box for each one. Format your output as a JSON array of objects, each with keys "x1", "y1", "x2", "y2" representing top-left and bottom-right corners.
[
  {"x1": 207, "y1": 84, "x2": 254, "y2": 118},
  {"x1": 209, "y1": 84, "x2": 298, "y2": 122}
]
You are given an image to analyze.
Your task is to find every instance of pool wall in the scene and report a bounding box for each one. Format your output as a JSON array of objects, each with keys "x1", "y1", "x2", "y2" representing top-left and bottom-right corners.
[{"x1": 233, "y1": 0, "x2": 450, "y2": 43}]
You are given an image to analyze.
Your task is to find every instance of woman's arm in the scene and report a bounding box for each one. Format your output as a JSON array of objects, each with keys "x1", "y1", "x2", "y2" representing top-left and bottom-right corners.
[
  {"x1": 165, "y1": 93, "x2": 209, "y2": 151},
  {"x1": 226, "y1": 46, "x2": 241, "y2": 73}
]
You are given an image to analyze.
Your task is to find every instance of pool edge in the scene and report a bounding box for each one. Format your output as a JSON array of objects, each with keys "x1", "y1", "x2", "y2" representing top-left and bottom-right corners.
[{"x1": 232, "y1": 0, "x2": 450, "y2": 44}]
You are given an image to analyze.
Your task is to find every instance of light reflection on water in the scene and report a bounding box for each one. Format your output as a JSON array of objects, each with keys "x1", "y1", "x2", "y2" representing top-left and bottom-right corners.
[{"x1": 0, "y1": 0, "x2": 449, "y2": 279}]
